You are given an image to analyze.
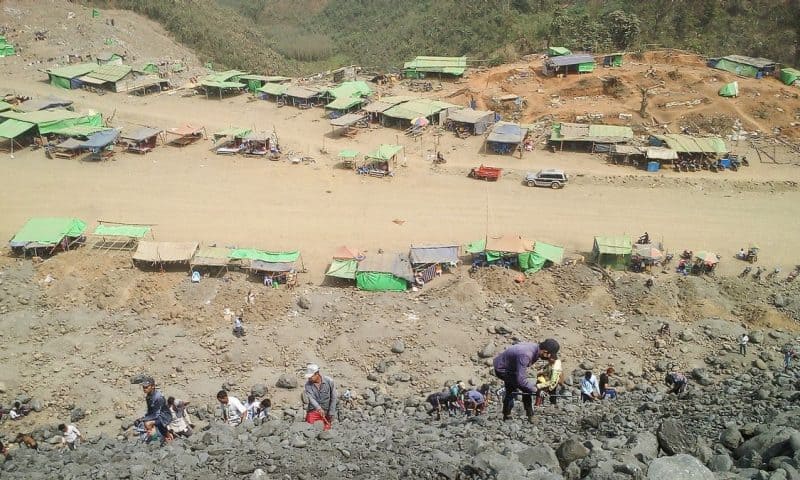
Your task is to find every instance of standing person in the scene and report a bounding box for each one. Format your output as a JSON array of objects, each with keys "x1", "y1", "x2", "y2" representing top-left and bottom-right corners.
[
  {"x1": 664, "y1": 372, "x2": 688, "y2": 395},
  {"x1": 580, "y1": 371, "x2": 600, "y2": 402},
  {"x1": 166, "y1": 397, "x2": 192, "y2": 437},
  {"x1": 216, "y1": 390, "x2": 247, "y2": 426},
  {"x1": 303, "y1": 364, "x2": 337, "y2": 431},
  {"x1": 139, "y1": 377, "x2": 173, "y2": 442},
  {"x1": 59, "y1": 423, "x2": 84, "y2": 450},
  {"x1": 599, "y1": 368, "x2": 617, "y2": 399},
  {"x1": 233, "y1": 312, "x2": 245, "y2": 338},
  {"x1": 492, "y1": 338, "x2": 560, "y2": 422},
  {"x1": 244, "y1": 394, "x2": 260, "y2": 421},
  {"x1": 739, "y1": 333, "x2": 749, "y2": 356},
  {"x1": 785, "y1": 348, "x2": 797, "y2": 372}
]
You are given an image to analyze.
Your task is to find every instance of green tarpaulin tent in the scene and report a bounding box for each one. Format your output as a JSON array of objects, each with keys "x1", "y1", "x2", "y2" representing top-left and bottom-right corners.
[
  {"x1": 0, "y1": 110, "x2": 103, "y2": 136},
  {"x1": 10, "y1": 218, "x2": 87, "y2": 247},
  {"x1": 46, "y1": 63, "x2": 99, "y2": 89},
  {"x1": 780, "y1": 68, "x2": 800, "y2": 86},
  {"x1": 366, "y1": 144, "x2": 403, "y2": 161},
  {"x1": 325, "y1": 97, "x2": 363, "y2": 111},
  {"x1": 719, "y1": 81, "x2": 739, "y2": 97},
  {"x1": 338, "y1": 149, "x2": 360, "y2": 158},
  {"x1": 229, "y1": 249, "x2": 300, "y2": 263},
  {"x1": 325, "y1": 81, "x2": 372, "y2": 100},
  {"x1": 548, "y1": 47, "x2": 571, "y2": 57},
  {"x1": 213, "y1": 127, "x2": 251, "y2": 139},
  {"x1": 465, "y1": 239, "x2": 486, "y2": 254},
  {"x1": 0, "y1": 119, "x2": 35, "y2": 139},
  {"x1": 258, "y1": 83, "x2": 288, "y2": 96},
  {"x1": 356, "y1": 272, "x2": 407, "y2": 291},
  {"x1": 592, "y1": 235, "x2": 632, "y2": 270},
  {"x1": 92, "y1": 224, "x2": 151, "y2": 238},
  {"x1": 326, "y1": 259, "x2": 358, "y2": 279},
  {"x1": 50, "y1": 124, "x2": 110, "y2": 137},
  {"x1": 519, "y1": 242, "x2": 565, "y2": 274},
  {"x1": 714, "y1": 58, "x2": 759, "y2": 78}
]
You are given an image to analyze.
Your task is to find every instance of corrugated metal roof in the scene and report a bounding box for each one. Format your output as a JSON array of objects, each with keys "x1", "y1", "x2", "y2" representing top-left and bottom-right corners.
[
  {"x1": 546, "y1": 54, "x2": 595, "y2": 67},
  {"x1": 448, "y1": 109, "x2": 495, "y2": 124},
  {"x1": 46, "y1": 63, "x2": 98, "y2": 79},
  {"x1": 651, "y1": 134, "x2": 727, "y2": 154},
  {"x1": 330, "y1": 113, "x2": 366, "y2": 127},
  {"x1": 85, "y1": 64, "x2": 133, "y2": 82},
  {"x1": 403, "y1": 56, "x2": 467, "y2": 75},
  {"x1": 723, "y1": 55, "x2": 776, "y2": 69},
  {"x1": 382, "y1": 99, "x2": 457, "y2": 120},
  {"x1": 551, "y1": 122, "x2": 633, "y2": 143}
]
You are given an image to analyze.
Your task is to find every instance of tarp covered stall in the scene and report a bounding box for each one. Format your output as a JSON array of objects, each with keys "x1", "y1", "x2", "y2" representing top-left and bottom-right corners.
[
  {"x1": 326, "y1": 259, "x2": 359, "y2": 280},
  {"x1": 283, "y1": 86, "x2": 321, "y2": 108},
  {"x1": 719, "y1": 81, "x2": 739, "y2": 97},
  {"x1": 403, "y1": 56, "x2": 467, "y2": 78},
  {"x1": 9, "y1": 217, "x2": 87, "y2": 254},
  {"x1": 544, "y1": 54, "x2": 595, "y2": 75},
  {"x1": 649, "y1": 134, "x2": 728, "y2": 155},
  {"x1": 88, "y1": 222, "x2": 152, "y2": 251},
  {"x1": 0, "y1": 110, "x2": 103, "y2": 136},
  {"x1": 711, "y1": 55, "x2": 778, "y2": 78},
  {"x1": 257, "y1": 82, "x2": 289, "y2": 100},
  {"x1": 447, "y1": 108, "x2": 495, "y2": 135},
  {"x1": 646, "y1": 147, "x2": 678, "y2": 162},
  {"x1": 485, "y1": 234, "x2": 534, "y2": 262},
  {"x1": 356, "y1": 253, "x2": 413, "y2": 291},
  {"x1": 0, "y1": 119, "x2": 35, "y2": 140},
  {"x1": 166, "y1": 124, "x2": 205, "y2": 147},
  {"x1": 133, "y1": 241, "x2": 199, "y2": 266},
  {"x1": 190, "y1": 246, "x2": 233, "y2": 267},
  {"x1": 120, "y1": 127, "x2": 163, "y2": 154},
  {"x1": 362, "y1": 144, "x2": 403, "y2": 176},
  {"x1": 409, "y1": 245, "x2": 460, "y2": 265},
  {"x1": 239, "y1": 74, "x2": 290, "y2": 92},
  {"x1": 486, "y1": 121, "x2": 527, "y2": 155},
  {"x1": 592, "y1": 235, "x2": 632, "y2": 270},
  {"x1": 49, "y1": 124, "x2": 109, "y2": 138},
  {"x1": 81, "y1": 129, "x2": 119, "y2": 149},
  {"x1": 780, "y1": 68, "x2": 800, "y2": 86},
  {"x1": 518, "y1": 241, "x2": 565, "y2": 274},
  {"x1": 45, "y1": 63, "x2": 99, "y2": 89},
  {"x1": 330, "y1": 112, "x2": 367, "y2": 128},
  {"x1": 550, "y1": 122, "x2": 634, "y2": 152}
]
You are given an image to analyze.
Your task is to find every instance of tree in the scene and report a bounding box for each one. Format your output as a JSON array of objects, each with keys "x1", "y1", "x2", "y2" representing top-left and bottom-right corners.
[{"x1": 607, "y1": 10, "x2": 641, "y2": 50}]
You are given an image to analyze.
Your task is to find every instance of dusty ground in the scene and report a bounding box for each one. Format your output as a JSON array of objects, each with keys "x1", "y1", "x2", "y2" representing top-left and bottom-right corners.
[{"x1": 1, "y1": 0, "x2": 800, "y2": 442}]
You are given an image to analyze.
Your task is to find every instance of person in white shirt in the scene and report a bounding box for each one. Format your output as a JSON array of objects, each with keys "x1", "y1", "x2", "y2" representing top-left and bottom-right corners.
[
  {"x1": 243, "y1": 395, "x2": 260, "y2": 421},
  {"x1": 59, "y1": 423, "x2": 84, "y2": 450},
  {"x1": 580, "y1": 371, "x2": 600, "y2": 402},
  {"x1": 739, "y1": 333, "x2": 749, "y2": 355},
  {"x1": 167, "y1": 397, "x2": 192, "y2": 437},
  {"x1": 216, "y1": 390, "x2": 246, "y2": 426}
]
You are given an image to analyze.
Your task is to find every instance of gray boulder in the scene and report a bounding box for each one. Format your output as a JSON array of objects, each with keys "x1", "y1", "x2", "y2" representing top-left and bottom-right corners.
[
  {"x1": 735, "y1": 427, "x2": 800, "y2": 466},
  {"x1": 708, "y1": 453, "x2": 733, "y2": 472},
  {"x1": 276, "y1": 374, "x2": 298, "y2": 389},
  {"x1": 251, "y1": 383, "x2": 268, "y2": 397},
  {"x1": 750, "y1": 330, "x2": 765, "y2": 344},
  {"x1": 517, "y1": 445, "x2": 561, "y2": 472},
  {"x1": 297, "y1": 296, "x2": 311, "y2": 310},
  {"x1": 628, "y1": 432, "x2": 659, "y2": 463},
  {"x1": 720, "y1": 425, "x2": 743, "y2": 450},
  {"x1": 657, "y1": 419, "x2": 696, "y2": 455},
  {"x1": 391, "y1": 340, "x2": 405, "y2": 354},
  {"x1": 647, "y1": 454, "x2": 714, "y2": 479},
  {"x1": 556, "y1": 437, "x2": 590, "y2": 468},
  {"x1": 478, "y1": 343, "x2": 495, "y2": 359}
]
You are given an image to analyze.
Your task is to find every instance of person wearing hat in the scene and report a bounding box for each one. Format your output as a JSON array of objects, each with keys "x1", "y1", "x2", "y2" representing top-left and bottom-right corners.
[
  {"x1": 138, "y1": 377, "x2": 173, "y2": 441},
  {"x1": 303, "y1": 364, "x2": 337, "y2": 430},
  {"x1": 492, "y1": 339, "x2": 560, "y2": 423}
]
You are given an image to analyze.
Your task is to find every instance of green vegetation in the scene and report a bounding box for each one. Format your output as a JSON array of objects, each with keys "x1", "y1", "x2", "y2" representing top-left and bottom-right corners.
[{"x1": 92, "y1": 0, "x2": 800, "y2": 74}]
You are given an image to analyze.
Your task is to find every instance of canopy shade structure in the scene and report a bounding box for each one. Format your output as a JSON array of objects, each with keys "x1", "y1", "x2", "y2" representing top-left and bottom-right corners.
[
  {"x1": 204, "y1": 70, "x2": 247, "y2": 83},
  {"x1": 133, "y1": 241, "x2": 198, "y2": 263},
  {"x1": 284, "y1": 86, "x2": 321, "y2": 99},
  {"x1": 646, "y1": 147, "x2": 678, "y2": 161},
  {"x1": 448, "y1": 109, "x2": 495, "y2": 124},
  {"x1": 464, "y1": 239, "x2": 487, "y2": 254},
  {"x1": 0, "y1": 110, "x2": 103, "y2": 135},
  {"x1": 551, "y1": 122, "x2": 634, "y2": 143},
  {"x1": 50, "y1": 124, "x2": 109, "y2": 137},
  {"x1": 121, "y1": 127, "x2": 163, "y2": 142},
  {"x1": 650, "y1": 134, "x2": 728, "y2": 154},
  {"x1": 409, "y1": 245, "x2": 460, "y2": 264},
  {"x1": 229, "y1": 249, "x2": 300, "y2": 263},
  {"x1": 190, "y1": 246, "x2": 233, "y2": 267},
  {"x1": 81, "y1": 129, "x2": 119, "y2": 149},
  {"x1": 326, "y1": 259, "x2": 358, "y2": 279},
  {"x1": 84, "y1": 64, "x2": 132, "y2": 83},
  {"x1": 330, "y1": 112, "x2": 366, "y2": 127},
  {"x1": 167, "y1": 124, "x2": 204, "y2": 136},
  {"x1": 257, "y1": 83, "x2": 288, "y2": 96},
  {"x1": 324, "y1": 81, "x2": 372, "y2": 99},
  {"x1": 546, "y1": 54, "x2": 595, "y2": 67},
  {"x1": 10, "y1": 218, "x2": 87, "y2": 248},
  {"x1": 633, "y1": 244, "x2": 664, "y2": 261},
  {"x1": 0, "y1": 119, "x2": 35, "y2": 139},
  {"x1": 518, "y1": 241, "x2": 564, "y2": 274},
  {"x1": 382, "y1": 99, "x2": 457, "y2": 121},
  {"x1": 92, "y1": 224, "x2": 151, "y2": 238},
  {"x1": 326, "y1": 97, "x2": 363, "y2": 111},
  {"x1": 485, "y1": 234, "x2": 534, "y2": 254},
  {"x1": 213, "y1": 127, "x2": 251, "y2": 139},
  {"x1": 337, "y1": 149, "x2": 360, "y2": 159},
  {"x1": 487, "y1": 121, "x2": 527, "y2": 144},
  {"x1": 366, "y1": 144, "x2": 403, "y2": 161},
  {"x1": 16, "y1": 97, "x2": 74, "y2": 112},
  {"x1": 201, "y1": 80, "x2": 245, "y2": 89},
  {"x1": 403, "y1": 56, "x2": 467, "y2": 76},
  {"x1": 592, "y1": 235, "x2": 632, "y2": 270},
  {"x1": 357, "y1": 253, "x2": 414, "y2": 282}
]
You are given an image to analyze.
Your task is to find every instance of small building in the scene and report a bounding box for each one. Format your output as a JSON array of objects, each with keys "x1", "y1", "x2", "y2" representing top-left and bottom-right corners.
[
  {"x1": 710, "y1": 55, "x2": 779, "y2": 79},
  {"x1": 45, "y1": 63, "x2": 99, "y2": 89},
  {"x1": 120, "y1": 127, "x2": 164, "y2": 154},
  {"x1": 543, "y1": 54, "x2": 595, "y2": 76},
  {"x1": 356, "y1": 253, "x2": 413, "y2": 292},
  {"x1": 446, "y1": 108, "x2": 496, "y2": 136},
  {"x1": 80, "y1": 64, "x2": 167, "y2": 94},
  {"x1": 602, "y1": 52, "x2": 624, "y2": 67},
  {"x1": 133, "y1": 241, "x2": 199, "y2": 270},
  {"x1": 547, "y1": 47, "x2": 572, "y2": 57},
  {"x1": 409, "y1": 244, "x2": 460, "y2": 283},
  {"x1": 485, "y1": 121, "x2": 527, "y2": 156},
  {"x1": 403, "y1": 56, "x2": 467, "y2": 79},
  {"x1": 592, "y1": 236, "x2": 632, "y2": 270},
  {"x1": 9, "y1": 217, "x2": 87, "y2": 256},
  {"x1": 780, "y1": 68, "x2": 800, "y2": 86},
  {"x1": 550, "y1": 122, "x2": 634, "y2": 152}
]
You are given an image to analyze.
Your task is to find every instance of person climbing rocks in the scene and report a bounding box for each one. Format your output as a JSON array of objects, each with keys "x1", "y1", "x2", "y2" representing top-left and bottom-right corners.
[
  {"x1": 536, "y1": 355, "x2": 564, "y2": 406},
  {"x1": 59, "y1": 423, "x2": 84, "y2": 450},
  {"x1": 426, "y1": 390, "x2": 452, "y2": 420},
  {"x1": 492, "y1": 338, "x2": 560, "y2": 423},
  {"x1": 665, "y1": 371, "x2": 688, "y2": 395},
  {"x1": 138, "y1": 377, "x2": 173, "y2": 442},
  {"x1": 304, "y1": 364, "x2": 336, "y2": 431}
]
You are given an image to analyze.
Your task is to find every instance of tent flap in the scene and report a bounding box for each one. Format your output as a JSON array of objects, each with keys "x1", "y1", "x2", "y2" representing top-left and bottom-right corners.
[
  {"x1": 326, "y1": 259, "x2": 358, "y2": 279},
  {"x1": 356, "y1": 272, "x2": 407, "y2": 291}
]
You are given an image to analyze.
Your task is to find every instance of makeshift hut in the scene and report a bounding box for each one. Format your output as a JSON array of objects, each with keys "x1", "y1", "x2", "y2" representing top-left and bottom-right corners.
[
  {"x1": 544, "y1": 54, "x2": 595, "y2": 76},
  {"x1": 409, "y1": 244, "x2": 460, "y2": 283},
  {"x1": 649, "y1": 134, "x2": 727, "y2": 159},
  {"x1": 0, "y1": 109, "x2": 103, "y2": 136},
  {"x1": 602, "y1": 53, "x2": 624, "y2": 67},
  {"x1": 132, "y1": 241, "x2": 199, "y2": 269},
  {"x1": 9, "y1": 217, "x2": 87, "y2": 256},
  {"x1": 322, "y1": 80, "x2": 372, "y2": 115},
  {"x1": 212, "y1": 127, "x2": 251, "y2": 154},
  {"x1": 80, "y1": 64, "x2": 167, "y2": 94},
  {"x1": 485, "y1": 121, "x2": 527, "y2": 156},
  {"x1": 330, "y1": 113, "x2": 367, "y2": 137},
  {"x1": 230, "y1": 249, "x2": 302, "y2": 287},
  {"x1": 337, "y1": 149, "x2": 360, "y2": 169},
  {"x1": 402, "y1": 56, "x2": 467, "y2": 79},
  {"x1": 325, "y1": 97, "x2": 365, "y2": 117},
  {"x1": 45, "y1": 63, "x2": 99, "y2": 89},
  {"x1": 0, "y1": 118, "x2": 35, "y2": 153},
  {"x1": 283, "y1": 86, "x2": 322, "y2": 108},
  {"x1": 87, "y1": 221, "x2": 152, "y2": 251},
  {"x1": 81, "y1": 129, "x2": 120, "y2": 161},
  {"x1": 257, "y1": 82, "x2": 289, "y2": 102},
  {"x1": 239, "y1": 74, "x2": 290, "y2": 93},
  {"x1": 325, "y1": 246, "x2": 364, "y2": 281},
  {"x1": 48, "y1": 124, "x2": 109, "y2": 139},
  {"x1": 190, "y1": 246, "x2": 233, "y2": 276},
  {"x1": 482, "y1": 234, "x2": 535, "y2": 269},
  {"x1": 360, "y1": 144, "x2": 403, "y2": 177},
  {"x1": 710, "y1": 55, "x2": 778, "y2": 78},
  {"x1": 518, "y1": 242, "x2": 564, "y2": 275},
  {"x1": 355, "y1": 253, "x2": 413, "y2": 292},
  {"x1": 608, "y1": 145, "x2": 645, "y2": 166},
  {"x1": 381, "y1": 98, "x2": 457, "y2": 129},
  {"x1": 780, "y1": 68, "x2": 800, "y2": 86},
  {"x1": 446, "y1": 108, "x2": 496, "y2": 136},
  {"x1": 718, "y1": 81, "x2": 739, "y2": 97},
  {"x1": 242, "y1": 131, "x2": 271, "y2": 156},
  {"x1": 547, "y1": 47, "x2": 572, "y2": 57},
  {"x1": 592, "y1": 236, "x2": 632, "y2": 270},
  {"x1": 16, "y1": 97, "x2": 74, "y2": 112},
  {"x1": 550, "y1": 122, "x2": 634, "y2": 152},
  {"x1": 166, "y1": 124, "x2": 205, "y2": 147},
  {"x1": 362, "y1": 96, "x2": 415, "y2": 123},
  {"x1": 120, "y1": 127, "x2": 163, "y2": 154}
]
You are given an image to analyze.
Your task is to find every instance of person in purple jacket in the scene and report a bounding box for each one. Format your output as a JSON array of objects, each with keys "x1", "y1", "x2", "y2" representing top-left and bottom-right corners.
[{"x1": 493, "y1": 339, "x2": 560, "y2": 422}]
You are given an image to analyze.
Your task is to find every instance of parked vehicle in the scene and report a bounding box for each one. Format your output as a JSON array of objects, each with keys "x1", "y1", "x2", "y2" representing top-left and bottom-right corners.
[{"x1": 525, "y1": 169, "x2": 568, "y2": 188}]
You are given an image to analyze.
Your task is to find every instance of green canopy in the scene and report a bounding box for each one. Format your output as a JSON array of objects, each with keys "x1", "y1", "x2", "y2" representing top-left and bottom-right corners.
[
  {"x1": 201, "y1": 80, "x2": 244, "y2": 89},
  {"x1": 356, "y1": 272, "x2": 407, "y2": 291},
  {"x1": 326, "y1": 259, "x2": 358, "y2": 279},
  {"x1": 229, "y1": 249, "x2": 300, "y2": 263},
  {"x1": 10, "y1": 218, "x2": 87, "y2": 246},
  {"x1": 258, "y1": 83, "x2": 288, "y2": 96},
  {"x1": 213, "y1": 127, "x2": 251, "y2": 139},
  {"x1": 0, "y1": 119, "x2": 35, "y2": 139},
  {"x1": 548, "y1": 47, "x2": 572, "y2": 57},
  {"x1": 718, "y1": 81, "x2": 739, "y2": 97},
  {"x1": 92, "y1": 224, "x2": 151, "y2": 238},
  {"x1": 0, "y1": 110, "x2": 103, "y2": 135},
  {"x1": 714, "y1": 58, "x2": 758, "y2": 78},
  {"x1": 0, "y1": 42, "x2": 16, "y2": 57},
  {"x1": 593, "y1": 235, "x2": 632, "y2": 270},
  {"x1": 50, "y1": 124, "x2": 109, "y2": 137},
  {"x1": 780, "y1": 68, "x2": 800, "y2": 86},
  {"x1": 464, "y1": 239, "x2": 486, "y2": 254},
  {"x1": 325, "y1": 97, "x2": 363, "y2": 111},
  {"x1": 204, "y1": 70, "x2": 246, "y2": 83},
  {"x1": 325, "y1": 81, "x2": 372, "y2": 99},
  {"x1": 0, "y1": 101, "x2": 12, "y2": 112},
  {"x1": 403, "y1": 56, "x2": 467, "y2": 77},
  {"x1": 366, "y1": 144, "x2": 403, "y2": 161},
  {"x1": 338, "y1": 149, "x2": 360, "y2": 158},
  {"x1": 520, "y1": 242, "x2": 565, "y2": 274}
]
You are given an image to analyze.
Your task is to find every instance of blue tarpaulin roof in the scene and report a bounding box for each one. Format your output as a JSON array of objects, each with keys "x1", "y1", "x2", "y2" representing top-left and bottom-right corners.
[
  {"x1": 81, "y1": 129, "x2": 119, "y2": 149},
  {"x1": 487, "y1": 121, "x2": 527, "y2": 144}
]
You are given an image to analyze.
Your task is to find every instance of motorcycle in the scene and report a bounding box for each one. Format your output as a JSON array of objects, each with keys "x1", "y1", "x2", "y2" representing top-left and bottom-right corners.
[
  {"x1": 680, "y1": 250, "x2": 693, "y2": 260},
  {"x1": 766, "y1": 267, "x2": 781, "y2": 280},
  {"x1": 752, "y1": 266, "x2": 764, "y2": 281},
  {"x1": 739, "y1": 266, "x2": 752, "y2": 278},
  {"x1": 636, "y1": 233, "x2": 650, "y2": 245}
]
